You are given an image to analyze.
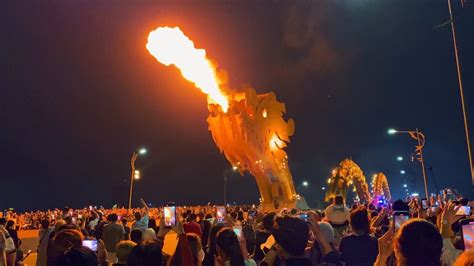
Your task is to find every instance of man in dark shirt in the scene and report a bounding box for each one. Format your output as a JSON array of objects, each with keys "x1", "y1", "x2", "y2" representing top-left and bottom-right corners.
[{"x1": 339, "y1": 207, "x2": 378, "y2": 266}]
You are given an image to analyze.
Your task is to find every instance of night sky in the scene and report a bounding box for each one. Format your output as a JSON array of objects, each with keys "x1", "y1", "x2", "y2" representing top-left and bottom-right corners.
[{"x1": 1, "y1": 1, "x2": 473, "y2": 211}]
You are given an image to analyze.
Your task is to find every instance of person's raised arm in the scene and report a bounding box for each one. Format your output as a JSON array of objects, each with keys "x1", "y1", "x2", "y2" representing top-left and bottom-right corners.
[
  {"x1": 371, "y1": 208, "x2": 388, "y2": 229},
  {"x1": 309, "y1": 212, "x2": 334, "y2": 257},
  {"x1": 374, "y1": 223, "x2": 394, "y2": 266},
  {"x1": 140, "y1": 199, "x2": 149, "y2": 216}
]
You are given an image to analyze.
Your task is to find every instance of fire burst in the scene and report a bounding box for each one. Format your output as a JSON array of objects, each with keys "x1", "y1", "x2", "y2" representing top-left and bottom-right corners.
[
  {"x1": 146, "y1": 26, "x2": 229, "y2": 112},
  {"x1": 145, "y1": 26, "x2": 302, "y2": 210}
]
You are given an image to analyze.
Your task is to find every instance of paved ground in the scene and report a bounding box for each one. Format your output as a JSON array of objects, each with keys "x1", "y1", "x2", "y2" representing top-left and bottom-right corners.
[{"x1": 17, "y1": 229, "x2": 179, "y2": 265}]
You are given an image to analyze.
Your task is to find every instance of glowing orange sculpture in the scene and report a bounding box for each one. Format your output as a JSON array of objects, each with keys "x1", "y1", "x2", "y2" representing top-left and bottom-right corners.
[
  {"x1": 146, "y1": 26, "x2": 301, "y2": 210},
  {"x1": 371, "y1": 172, "x2": 391, "y2": 202},
  {"x1": 325, "y1": 159, "x2": 371, "y2": 203}
]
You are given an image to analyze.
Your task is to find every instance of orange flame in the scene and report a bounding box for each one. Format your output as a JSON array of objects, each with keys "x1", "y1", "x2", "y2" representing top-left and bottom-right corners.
[{"x1": 146, "y1": 27, "x2": 229, "y2": 112}]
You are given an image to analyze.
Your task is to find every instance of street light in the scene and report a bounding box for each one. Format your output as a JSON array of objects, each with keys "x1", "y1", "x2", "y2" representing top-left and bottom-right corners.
[
  {"x1": 403, "y1": 184, "x2": 408, "y2": 188},
  {"x1": 400, "y1": 170, "x2": 406, "y2": 174},
  {"x1": 302, "y1": 181, "x2": 309, "y2": 187},
  {"x1": 388, "y1": 128, "x2": 429, "y2": 199},
  {"x1": 322, "y1": 186, "x2": 326, "y2": 190},
  {"x1": 397, "y1": 156, "x2": 403, "y2": 161},
  {"x1": 129, "y1": 148, "x2": 148, "y2": 209},
  {"x1": 224, "y1": 166, "x2": 238, "y2": 206}
]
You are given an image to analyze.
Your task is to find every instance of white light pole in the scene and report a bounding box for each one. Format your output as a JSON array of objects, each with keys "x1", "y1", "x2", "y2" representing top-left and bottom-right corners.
[
  {"x1": 128, "y1": 148, "x2": 147, "y2": 209},
  {"x1": 388, "y1": 129, "x2": 429, "y2": 199}
]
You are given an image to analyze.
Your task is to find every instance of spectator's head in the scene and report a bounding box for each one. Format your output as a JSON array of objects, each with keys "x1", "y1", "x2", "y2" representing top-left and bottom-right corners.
[
  {"x1": 0, "y1": 218, "x2": 5, "y2": 226},
  {"x1": 64, "y1": 216, "x2": 73, "y2": 225},
  {"x1": 334, "y1": 195, "x2": 344, "y2": 206},
  {"x1": 262, "y1": 212, "x2": 276, "y2": 232},
  {"x1": 460, "y1": 198, "x2": 469, "y2": 206},
  {"x1": 290, "y1": 208, "x2": 298, "y2": 215},
  {"x1": 392, "y1": 199, "x2": 410, "y2": 212},
  {"x1": 454, "y1": 249, "x2": 474, "y2": 266},
  {"x1": 395, "y1": 219, "x2": 442, "y2": 266},
  {"x1": 317, "y1": 222, "x2": 335, "y2": 244},
  {"x1": 142, "y1": 228, "x2": 156, "y2": 241},
  {"x1": 41, "y1": 219, "x2": 50, "y2": 229},
  {"x1": 216, "y1": 228, "x2": 244, "y2": 265},
  {"x1": 273, "y1": 216, "x2": 309, "y2": 259},
  {"x1": 134, "y1": 212, "x2": 141, "y2": 221},
  {"x1": 230, "y1": 211, "x2": 238, "y2": 221},
  {"x1": 169, "y1": 233, "x2": 203, "y2": 266},
  {"x1": 148, "y1": 219, "x2": 157, "y2": 229},
  {"x1": 53, "y1": 229, "x2": 84, "y2": 254},
  {"x1": 350, "y1": 207, "x2": 370, "y2": 235},
  {"x1": 6, "y1": 220, "x2": 14, "y2": 229},
  {"x1": 189, "y1": 213, "x2": 197, "y2": 222},
  {"x1": 56, "y1": 246, "x2": 97, "y2": 266},
  {"x1": 54, "y1": 219, "x2": 67, "y2": 232},
  {"x1": 107, "y1": 213, "x2": 118, "y2": 222},
  {"x1": 130, "y1": 229, "x2": 143, "y2": 244},
  {"x1": 127, "y1": 240, "x2": 163, "y2": 266},
  {"x1": 116, "y1": 240, "x2": 137, "y2": 264},
  {"x1": 121, "y1": 218, "x2": 128, "y2": 226}
]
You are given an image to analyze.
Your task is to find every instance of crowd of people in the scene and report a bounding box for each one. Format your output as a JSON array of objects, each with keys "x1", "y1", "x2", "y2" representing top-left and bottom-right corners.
[{"x1": 1, "y1": 194, "x2": 474, "y2": 265}]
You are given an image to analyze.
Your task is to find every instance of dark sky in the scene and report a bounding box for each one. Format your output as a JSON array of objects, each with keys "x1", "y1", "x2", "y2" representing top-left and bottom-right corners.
[{"x1": 1, "y1": 1, "x2": 473, "y2": 211}]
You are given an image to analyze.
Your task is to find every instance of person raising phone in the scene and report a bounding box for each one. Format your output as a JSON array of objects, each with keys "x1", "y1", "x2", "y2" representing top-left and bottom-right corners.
[{"x1": 132, "y1": 199, "x2": 149, "y2": 231}]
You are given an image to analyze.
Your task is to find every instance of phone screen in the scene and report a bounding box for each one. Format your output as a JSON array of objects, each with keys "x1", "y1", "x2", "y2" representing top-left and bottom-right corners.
[
  {"x1": 421, "y1": 199, "x2": 428, "y2": 210},
  {"x1": 457, "y1": 206, "x2": 471, "y2": 216},
  {"x1": 233, "y1": 226, "x2": 242, "y2": 239},
  {"x1": 164, "y1": 206, "x2": 176, "y2": 227},
  {"x1": 394, "y1": 213, "x2": 409, "y2": 231},
  {"x1": 72, "y1": 217, "x2": 77, "y2": 224},
  {"x1": 82, "y1": 240, "x2": 98, "y2": 252},
  {"x1": 216, "y1": 207, "x2": 226, "y2": 223},
  {"x1": 462, "y1": 222, "x2": 474, "y2": 250},
  {"x1": 299, "y1": 213, "x2": 309, "y2": 222}
]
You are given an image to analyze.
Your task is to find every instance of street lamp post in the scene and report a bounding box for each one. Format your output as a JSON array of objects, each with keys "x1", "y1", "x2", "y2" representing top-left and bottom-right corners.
[
  {"x1": 224, "y1": 166, "x2": 238, "y2": 206},
  {"x1": 388, "y1": 128, "x2": 429, "y2": 199},
  {"x1": 128, "y1": 148, "x2": 147, "y2": 209}
]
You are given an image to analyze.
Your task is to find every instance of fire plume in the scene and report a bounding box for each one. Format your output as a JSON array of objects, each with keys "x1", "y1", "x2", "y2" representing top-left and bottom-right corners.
[{"x1": 146, "y1": 26, "x2": 229, "y2": 112}]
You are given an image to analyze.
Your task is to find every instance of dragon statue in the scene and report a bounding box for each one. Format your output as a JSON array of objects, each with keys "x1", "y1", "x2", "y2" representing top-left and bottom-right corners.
[
  {"x1": 371, "y1": 172, "x2": 391, "y2": 203},
  {"x1": 324, "y1": 159, "x2": 371, "y2": 203},
  {"x1": 208, "y1": 88, "x2": 306, "y2": 211}
]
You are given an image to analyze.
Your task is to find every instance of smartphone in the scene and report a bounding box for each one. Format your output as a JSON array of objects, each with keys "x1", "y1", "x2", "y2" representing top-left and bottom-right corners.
[
  {"x1": 232, "y1": 225, "x2": 243, "y2": 239},
  {"x1": 421, "y1": 198, "x2": 429, "y2": 210},
  {"x1": 299, "y1": 213, "x2": 309, "y2": 222},
  {"x1": 89, "y1": 206, "x2": 93, "y2": 211},
  {"x1": 394, "y1": 212, "x2": 410, "y2": 232},
  {"x1": 163, "y1": 204, "x2": 177, "y2": 227},
  {"x1": 216, "y1": 206, "x2": 226, "y2": 223},
  {"x1": 82, "y1": 240, "x2": 98, "y2": 252},
  {"x1": 72, "y1": 217, "x2": 77, "y2": 224},
  {"x1": 78, "y1": 214, "x2": 83, "y2": 219},
  {"x1": 461, "y1": 219, "x2": 474, "y2": 250},
  {"x1": 457, "y1": 206, "x2": 471, "y2": 216}
]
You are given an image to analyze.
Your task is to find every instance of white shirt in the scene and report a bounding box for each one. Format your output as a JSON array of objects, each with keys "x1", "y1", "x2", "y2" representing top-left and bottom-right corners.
[{"x1": 325, "y1": 204, "x2": 350, "y2": 224}]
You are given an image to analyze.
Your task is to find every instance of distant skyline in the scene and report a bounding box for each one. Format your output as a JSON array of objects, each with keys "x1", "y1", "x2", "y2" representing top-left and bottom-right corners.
[{"x1": 1, "y1": 1, "x2": 473, "y2": 210}]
